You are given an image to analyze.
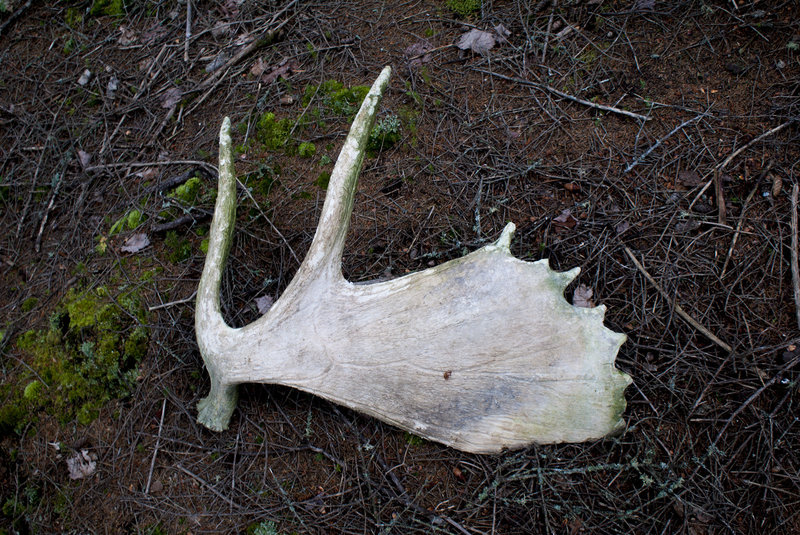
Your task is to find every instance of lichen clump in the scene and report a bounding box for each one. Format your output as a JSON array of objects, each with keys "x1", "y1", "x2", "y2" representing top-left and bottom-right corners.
[{"x1": 0, "y1": 287, "x2": 148, "y2": 433}]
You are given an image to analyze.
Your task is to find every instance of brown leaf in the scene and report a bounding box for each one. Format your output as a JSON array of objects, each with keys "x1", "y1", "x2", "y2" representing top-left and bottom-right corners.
[
  {"x1": 262, "y1": 60, "x2": 300, "y2": 85},
  {"x1": 160, "y1": 87, "x2": 182, "y2": 109},
  {"x1": 564, "y1": 182, "x2": 581, "y2": 192},
  {"x1": 456, "y1": 29, "x2": 496, "y2": 55},
  {"x1": 553, "y1": 209, "x2": 578, "y2": 230},
  {"x1": 677, "y1": 170, "x2": 703, "y2": 187},
  {"x1": 405, "y1": 40, "x2": 433, "y2": 67},
  {"x1": 770, "y1": 174, "x2": 782, "y2": 198},
  {"x1": 250, "y1": 57, "x2": 268, "y2": 77},
  {"x1": 572, "y1": 284, "x2": 594, "y2": 308}
]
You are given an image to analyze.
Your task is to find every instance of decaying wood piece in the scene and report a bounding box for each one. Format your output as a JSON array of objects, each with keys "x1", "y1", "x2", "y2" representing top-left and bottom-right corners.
[{"x1": 195, "y1": 66, "x2": 632, "y2": 453}]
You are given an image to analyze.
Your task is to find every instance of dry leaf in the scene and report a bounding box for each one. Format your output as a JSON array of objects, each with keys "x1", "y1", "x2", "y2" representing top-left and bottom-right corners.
[
  {"x1": 255, "y1": 295, "x2": 274, "y2": 314},
  {"x1": 160, "y1": 87, "x2": 182, "y2": 109},
  {"x1": 250, "y1": 57, "x2": 268, "y2": 77},
  {"x1": 553, "y1": 209, "x2": 578, "y2": 230},
  {"x1": 205, "y1": 53, "x2": 230, "y2": 73},
  {"x1": 770, "y1": 174, "x2": 782, "y2": 197},
  {"x1": 77, "y1": 150, "x2": 92, "y2": 169},
  {"x1": 573, "y1": 284, "x2": 594, "y2": 308},
  {"x1": 211, "y1": 21, "x2": 231, "y2": 38},
  {"x1": 456, "y1": 29, "x2": 496, "y2": 55},
  {"x1": 494, "y1": 23, "x2": 511, "y2": 44},
  {"x1": 261, "y1": 60, "x2": 300, "y2": 85},
  {"x1": 78, "y1": 69, "x2": 92, "y2": 86},
  {"x1": 120, "y1": 233, "x2": 150, "y2": 254},
  {"x1": 117, "y1": 25, "x2": 137, "y2": 46},
  {"x1": 405, "y1": 40, "x2": 433, "y2": 67},
  {"x1": 106, "y1": 75, "x2": 119, "y2": 101},
  {"x1": 67, "y1": 450, "x2": 97, "y2": 480},
  {"x1": 615, "y1": 220, "x2": 631, "y2": 235},
  {"x1": 677, "y1": 170, "x2": 703, "y2": 187}
]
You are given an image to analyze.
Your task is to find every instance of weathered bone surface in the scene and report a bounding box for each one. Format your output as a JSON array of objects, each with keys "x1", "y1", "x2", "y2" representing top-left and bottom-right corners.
[{"x1": 195, "y1": 66, "x2": 632, "y2": 453}]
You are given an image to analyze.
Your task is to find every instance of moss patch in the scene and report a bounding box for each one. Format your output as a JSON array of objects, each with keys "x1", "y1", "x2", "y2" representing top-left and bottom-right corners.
[
  {"x1": 2, "y1": 287, "x2": 148, "y2": 434},
  {"x1": 164, "y1": 231, "x2": 192, "y2": 263},
  {"x1": 447, "y1": 0, "x2": 481, "y2": 18},
  {"x1": 169, "y1": 176, "x2": 202, "y2": 205}
]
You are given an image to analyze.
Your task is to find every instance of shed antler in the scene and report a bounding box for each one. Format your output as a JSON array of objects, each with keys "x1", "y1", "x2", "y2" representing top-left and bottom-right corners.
[{"x1": 195, "y1": 66, "x2": 632, "y2": 453}]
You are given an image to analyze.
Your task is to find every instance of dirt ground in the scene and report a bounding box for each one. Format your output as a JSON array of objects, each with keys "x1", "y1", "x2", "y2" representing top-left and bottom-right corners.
[{"x1": 1, "y1": 1, "x2": 799, "y2": 533}]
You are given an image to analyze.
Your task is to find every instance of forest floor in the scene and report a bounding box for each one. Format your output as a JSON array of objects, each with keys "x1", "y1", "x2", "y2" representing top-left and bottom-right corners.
[{"x1": 1, "y1": 1, "x2": 799, "y2": 533}]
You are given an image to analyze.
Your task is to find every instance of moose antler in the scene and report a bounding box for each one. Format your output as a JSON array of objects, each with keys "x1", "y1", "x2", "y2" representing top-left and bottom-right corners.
[{"x1": 195, "y1": 66, "x2": 632, "y2": 453}]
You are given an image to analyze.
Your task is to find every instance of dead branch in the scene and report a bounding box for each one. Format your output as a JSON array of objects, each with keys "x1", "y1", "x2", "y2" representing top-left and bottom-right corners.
[
  {"x1": 792, "y1": 184, "x2": 800, "y2": 331},
  {"x1": 476, "y1": 69, "x2": 650, "y2": 122},
  {"x1": 624, "y1": 246, "x2": 732, "y2": 352}
]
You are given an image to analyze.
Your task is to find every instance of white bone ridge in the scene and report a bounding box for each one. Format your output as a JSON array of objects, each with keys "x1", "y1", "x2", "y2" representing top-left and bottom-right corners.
[{"x1": 195, "y1": 66, "x2": 632, "y2": 453}]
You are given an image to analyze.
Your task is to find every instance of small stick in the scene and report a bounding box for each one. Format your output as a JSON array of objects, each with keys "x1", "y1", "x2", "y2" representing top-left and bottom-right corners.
[
  {"x1": 541, "y1": 1, "x2": 556, "y2": 63},
  {"x1": 689, "y1": 119, "x2": 795, "y2": 210},
  {"x1": 720, "y1": 161, "x2": 772, "y2": 278},
  {"x1": 148, "y1": 290, "x2": 197, "y2": 312},
  {"x1": 720, "y1": 182, "x2": 758, "y2": 278},
  {"x1": 145, "y1": 398, "x2": 167, "y2": 494},
  {"x1": 624, "y1": 246, "x2": 732, "y2": 352},
  {"x1": 184, "y1": 0, "x2": 192, "y2": 62},
  {"x1": 35, "y1": 171, "x2": 64, "y2": 252},
  {"x1": 175, "y1": 463, "x2": 241, "y2": 509},
  {"x1": 792, "y1": 184, "x2": 800, "y2": 331},
  {"x1": 85, "y1": 159, "x2": 218, "y2": 176},
  {"x1": 476, "y1": 69, "x2": 649, "y2": 121},
  {"x1": 0, "y1": 0, "x2": 32, "y2": 37},
  {"x1": 715, "y1": 169, "x2": 726, "y2": 226},
  {"x1": 623, "y1": 115, "x2": 702, "y2": 173}
]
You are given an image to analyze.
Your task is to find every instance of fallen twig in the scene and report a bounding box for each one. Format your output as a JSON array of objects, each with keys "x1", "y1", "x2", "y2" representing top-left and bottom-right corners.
[
  {"x1": 792, "y1": 184, "x2": 800, "y2": 331},
  {"x1": 85, "y1": 159, "x2": 218, "y2": 176},
  {"x1": 0, "y1": 0, "x2": 32, "y2": 37},
  {"x1": 689, "y1": 119, "x2": 796, "y2": 210},
  {"x1": 476, "y1": 69, "x2": 650, "y2": 121},
  {"x1": 720, "y1": 161, "x2": 772, "y2": 278},
  {"x1": 184, "y1": 0, "x2": 192, "y2": 62},
  {"x1": 624, "y1": 246, "x2": 732, "y2": 352},
  {"x1": 34, "y1": 169, "x2": 64, "y2": 252},
  {"x1": 175, "y1": 463, "x2": 241, "y2": 509},
  {"x1": 148, "y1": 290, "x2": 197, "y2": 312},
  {"x1": 145, "y1": 398, "x2": 167, "y2": 494},
  {"x1": 623, "y1": 115, "x2": 703, "y2": 173},
  {"x1": 715, "y1": 169, "x2": 726, "y2": 226}
]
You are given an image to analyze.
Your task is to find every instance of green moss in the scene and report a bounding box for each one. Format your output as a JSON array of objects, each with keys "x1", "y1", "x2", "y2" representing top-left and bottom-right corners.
[
  {"x1": 297, "y1": 142, "x2": 316, "y2": 158},
  {"x1": 169, "y1": 177, "x2": 202, "y2": 204},
  {"x1": 89, "y1": 0, "x2": 124, "y2": 17},
  {"x1": 447, "y1": 0, "x2": 480, "y2": 17},
  {"x1": 21, "y1": 297, "x2": 38, "y2": 312},
  {"x1": 22, "y1": 381, "x2": 43, "y2": 402},
  {"x1": 65, "y1": 7, "x2": 83, "y2": 28},
  {"x1": 110, "y1": 209, "x2": 145, "y2": 235},
  {"x1": 200, "y1": 238, "x2": 209, "y2": 254},
  {"x1": 6, "y1": 287, "x2": 149, "y2": 432},
  {"x1": 315, "y1": 172, "x2": 331, "y2": 189},
  {"x1": 257, "y1": 112, "x2": 296, "y2": 152},
  {"x1": 302, "y1": 80, "x2": 369, "y2": 118},
  {"x1": 164, "y1": 231, "x2": 192, "y2": 263}
]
